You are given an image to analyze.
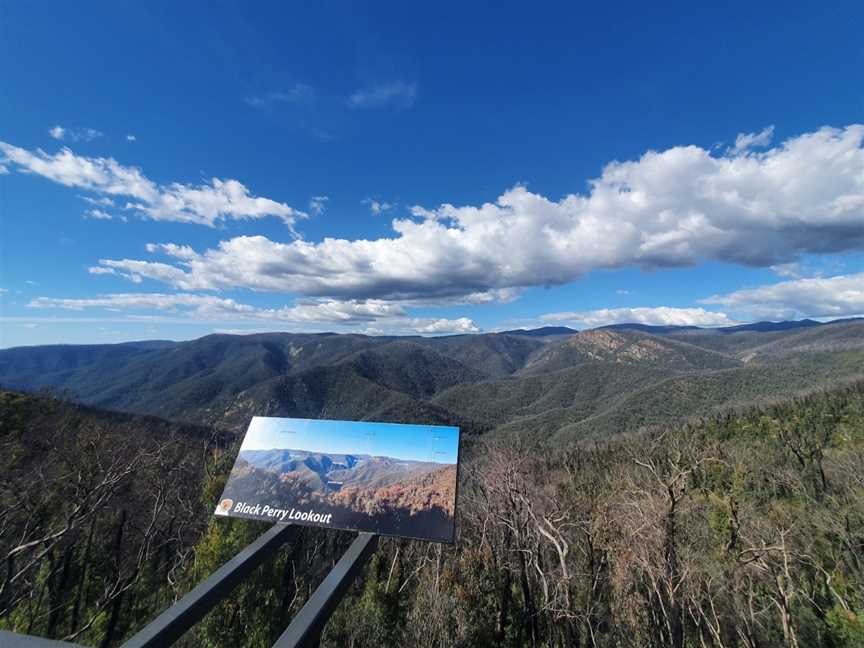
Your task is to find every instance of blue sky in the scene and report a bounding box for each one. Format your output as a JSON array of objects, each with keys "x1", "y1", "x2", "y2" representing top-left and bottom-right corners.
[
  {"x1": 240, "y1": 416, "x2": 459, "y2": 465},
  {"x1": 1, "y1": 1, "x2": 863, "y2": 348}
]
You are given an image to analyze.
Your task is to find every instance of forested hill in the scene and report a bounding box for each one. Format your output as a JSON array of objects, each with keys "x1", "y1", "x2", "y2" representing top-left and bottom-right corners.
[
  {"x1": 3, "y1": 379, "x2": 864, "y2": 646},
  {"x1": 1, "y1": 319, "x2": 863, "y2": 441}
]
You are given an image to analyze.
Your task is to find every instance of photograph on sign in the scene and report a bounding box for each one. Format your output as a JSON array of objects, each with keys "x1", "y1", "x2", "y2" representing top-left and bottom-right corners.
[{"x1": 214, "y1": 417, "x2": 460, "y2": 543}]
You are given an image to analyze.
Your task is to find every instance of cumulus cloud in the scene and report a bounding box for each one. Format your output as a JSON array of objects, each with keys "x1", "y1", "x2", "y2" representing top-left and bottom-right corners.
[
  {"x1": 412, "y1": 317, "x2": 479, "y2": 334},
  {"x1": 280, "y1": 299, "x2": 407, "y2": 323},
  {"x1": 126, "y1": 134, "x2": 137, "y2": 142},
  {"x1": 49, "y1": 125, "x2": 104, "y2": 142},
  {"x1": 27, "y1": 292, "x2": 478, "y2": 335},
  {"x1": 88, "y1": 267, "x2": 116, "y2": 276},
  {"x1": 0, "y1": 141, "x2": 306, "y2": 229},
  {"x1": 731, "y1": 125, "x2": 775, "y2": 154},
  {"x1": 363, "y1": 198, "x2": 394, "y2": 215},
  {"x1": 84, "y1": 208, "x2": 114, "y2": 220},
  {"x1": 348, "y1": 81, "x2": 417, "y2": 110},
  {"x1": 702, "y1": 272, "x2": 864, "y2": 320},
  {"x1": 86, "y1": 125, "x2": 864, "y2": 303},
  {"x1": 91, "y1": 258, "x2": 187, "y2": 285},
  {"x1": 81, "y1": 195, "x2": 116, "y2": 207},
  {"x1": 541, "y1": 306, "x2": 736, "y2": 328}
]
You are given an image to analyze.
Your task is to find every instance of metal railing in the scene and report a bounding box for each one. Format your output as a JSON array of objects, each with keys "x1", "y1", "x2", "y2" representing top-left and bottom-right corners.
[{"x1": 1, "y1": 525, "x2": 378, "y2": 648}]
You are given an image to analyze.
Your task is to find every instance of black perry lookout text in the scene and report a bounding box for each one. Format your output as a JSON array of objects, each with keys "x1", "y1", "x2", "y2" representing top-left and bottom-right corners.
[{"x1": 232, "y1": 502, "x2": 334, "y2": 525}]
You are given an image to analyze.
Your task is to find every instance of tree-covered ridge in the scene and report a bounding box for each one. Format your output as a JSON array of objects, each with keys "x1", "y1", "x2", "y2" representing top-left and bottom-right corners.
[{"x1": 1, "y1": 323, "x2": 863, "y2": 443}]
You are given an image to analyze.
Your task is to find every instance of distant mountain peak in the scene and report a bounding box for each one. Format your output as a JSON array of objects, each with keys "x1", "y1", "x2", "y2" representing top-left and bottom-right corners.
[
  {"x1": 598, "y1": 319, "x2": 828, "y2": 335},
  {"x1": 717, "y1": 319, "x2": 823, "y2": 333},
  {"x1": 499, "y1": 326, "x2": 578, "y2": 337},
  {"x1": 571, "y1": 329, "x2": 629, "y2": 348},
  {"x1": 599, "y1": 323, "x2": 701, "y2": 334},
  {"x1": 566, "y1": 328, "x2": 667, "y2": 361}
]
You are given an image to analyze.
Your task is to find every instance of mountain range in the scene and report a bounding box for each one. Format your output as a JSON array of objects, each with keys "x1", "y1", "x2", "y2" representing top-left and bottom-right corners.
[{"x1": 1, "y1": 318, "x2": 862, "y2": 442}]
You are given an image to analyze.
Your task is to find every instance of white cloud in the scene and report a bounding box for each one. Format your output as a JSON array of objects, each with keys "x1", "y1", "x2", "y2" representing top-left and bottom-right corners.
[
  {"x1": 28, "y1": 292, "x2": 391, "y2": 321},
  {"x1": 126, "y1": 134, "x2": 137, "y2": 142},
  {"x1": 49, "y1": 125, "x2": 104, "y2": 142},
  {"x1": 81, "y1": 195, "x2": 116, "y2": 207},
  {"x1": 84, "y1": 208, "x2": 114, "y2": 220},
  {"x1": 702, "y1": 272, "x2": 864, "y2": 320},
  {"x1": 246, "y1": 85, "x2": 317, "y2": 109},
  {"x1": 0, "y1": 163, "x2": 8, "y2": 175},
  {"x1": 348, "y1": 81, "x2": 417, "y2": 110},
  {"x1": 363, "y1": 198, "x2": 394, "y2": 215},
  {"x1": 412, "y1": 317, "x2": 479, "y2": 334},
  {"x1": 541, "y1": 306, "x2": 736, "y2": 328},
  {"x1": 212, "y1": 327, "x2": 280, "y2": 335},
  {"x1": 0, "y1": 141, "x2": 306, "y2": 230},
  {"x1": 770, "y1": 262, "x2": 802, "y2": 278},
  {"x1": 88, "y1": 125, "x2": 864, "y2": 304},
  {"x1": 26, "y1": 292, "x2": 478, "y2": 335},
  {"x1": 731, "y1": 125, "x2": 774, "y2": 154},
  {"x1": 278, "y1": 299, "x2": 407, "y2": 323},
  {"x1": 458, "y1": 288, "x2": 523, "y2": 305},
  {"x1": 91, "y1": 258, "x2": 185, "y2": 285},
  {"x1": 309, "y1": 195, "x2": 329, "y2": 216}
]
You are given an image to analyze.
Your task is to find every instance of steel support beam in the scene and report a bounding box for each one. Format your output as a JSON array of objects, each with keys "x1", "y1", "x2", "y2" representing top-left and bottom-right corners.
[
  {"x1": 120, "y1": 523, "x2": 298, "y2": 648},
  {"x1": 272, "y1": 533, "x2": 379, "y2": 648},
  {"x1": 4, "y1": 526, "x2": 379, "y2": 648}
]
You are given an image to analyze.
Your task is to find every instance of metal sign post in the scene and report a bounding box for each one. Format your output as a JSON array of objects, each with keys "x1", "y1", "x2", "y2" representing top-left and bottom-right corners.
[
  {"x1": 273, "y1": 532, "x2": 379, "y2": 648},
  {"x1": 4, "y1": 525, "x2": 380, "y2": 648},
  {"x1": 121, "y1": 524, "x2": 299, "y2": 648},
  {"x1": 2, "y1": 525, "x2": 303, "y2": 648},
  {"x1": 117, "y1": 525, "x2": 378, "y2": 648}
]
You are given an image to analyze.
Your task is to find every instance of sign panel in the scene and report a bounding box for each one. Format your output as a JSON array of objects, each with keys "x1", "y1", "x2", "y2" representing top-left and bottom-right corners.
[{"x1": 215, "y1": 417, "x2": 461, "y2": 543}]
